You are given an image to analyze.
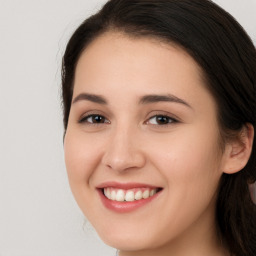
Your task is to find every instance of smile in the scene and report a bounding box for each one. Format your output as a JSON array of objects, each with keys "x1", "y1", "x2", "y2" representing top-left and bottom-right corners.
[
  {"x1": 97, "y1": 182, "x2": 162, "y2": 213},
  {"x1": 103, "y1": 187, "x2": 158, "y2": 202}
]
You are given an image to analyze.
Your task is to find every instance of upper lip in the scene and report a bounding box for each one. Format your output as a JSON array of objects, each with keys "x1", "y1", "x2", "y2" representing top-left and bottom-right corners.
[{"x1": 97, "y1": 181, "x2": 161, "y2": 190}]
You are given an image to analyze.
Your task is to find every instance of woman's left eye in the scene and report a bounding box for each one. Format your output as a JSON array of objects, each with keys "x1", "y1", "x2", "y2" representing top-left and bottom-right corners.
[{"x1": 146, "y1": 115, "x2": 177, "y2": 125}]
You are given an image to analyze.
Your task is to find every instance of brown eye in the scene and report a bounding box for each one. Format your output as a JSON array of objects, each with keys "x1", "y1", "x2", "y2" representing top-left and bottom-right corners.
[
  {"x1": 147, "y1": 115, "x2": 176, "y2": 125},
  {"x1": 79, "y1": 114, "x2": 109, "y2": 124},
  {"x1": 90, "y1": 115, "x2": 105, "y2": 123}
]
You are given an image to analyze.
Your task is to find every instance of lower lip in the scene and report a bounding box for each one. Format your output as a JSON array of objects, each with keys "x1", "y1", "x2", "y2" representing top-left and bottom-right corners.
[{"x1": 97, "y1": 189, "x2": 161, "y2": 213}]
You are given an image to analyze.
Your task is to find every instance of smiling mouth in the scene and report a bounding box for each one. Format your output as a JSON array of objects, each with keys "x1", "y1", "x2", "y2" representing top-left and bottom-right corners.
[{"x1": 101, "y1": 187, "x2": 162, "y2": 202}]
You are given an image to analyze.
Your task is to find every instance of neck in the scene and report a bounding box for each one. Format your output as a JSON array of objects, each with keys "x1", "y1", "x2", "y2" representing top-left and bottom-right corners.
[
  {"x1": 119, "y1": 232, "x2": 228, "y2": 256},
  {"x1": 118, "y1": 209, "x2": 229, "y2": 256}
]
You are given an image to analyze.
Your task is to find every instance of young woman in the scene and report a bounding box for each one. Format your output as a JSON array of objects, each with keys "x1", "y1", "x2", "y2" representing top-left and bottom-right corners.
[{"x1": 61, "y1": 1, "x2": 256, "y2": 255}]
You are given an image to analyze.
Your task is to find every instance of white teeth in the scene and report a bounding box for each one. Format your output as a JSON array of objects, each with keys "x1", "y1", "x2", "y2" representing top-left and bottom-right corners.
[
  {"x1": 142, "y1": 189, "x2": 150, "y2": 199},
  {"x1": 103, "y1": 188, "x2": 159, "y2": 202},
  {"x1": 110, "y1": 190, "x2": 116, "y2": 200},
  {"x1": 135, "y1": 190, "x2": 142, "y2": 200},
  {"x1": 125, "y1": 190, "x2": 135, "y2": 201},
  {"x1": 116, "y1": 189, "x2": 125, "y2": 202},
  {"x1": 104, "y1": 188, "x2": 111, "y2": 199},
  {"x1": 150, "y1": 189, "x2": 157, "y2": 196}
]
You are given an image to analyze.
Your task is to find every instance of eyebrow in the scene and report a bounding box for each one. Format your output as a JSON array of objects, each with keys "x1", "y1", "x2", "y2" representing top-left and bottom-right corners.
[
  {"x1": 72, "y1": 92, "x2": 192, "y2": 109},
  {"x1": 139, "y1": 94, "x2": 192, "y2": 108},
  {"x1": 72, "y1": 93, "x2": 107, "y2": 105}
]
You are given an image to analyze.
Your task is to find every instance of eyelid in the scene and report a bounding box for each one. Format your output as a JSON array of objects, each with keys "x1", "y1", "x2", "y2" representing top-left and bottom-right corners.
[
  {"x1": 80, "y1": 115, "x2": 109, "y2": 124},
  {"x1": 78, "y1": 111, "x2": 110, "y2": 124},
  {"x1": 146, "y1": 115, "x2": 177, "y2": 125},
  {"x1": 146, "y1": 110, "x2": 179, "y2": 122},
  {"x1": 77, "y1": 110, "x2": 180, "y2": 126}
]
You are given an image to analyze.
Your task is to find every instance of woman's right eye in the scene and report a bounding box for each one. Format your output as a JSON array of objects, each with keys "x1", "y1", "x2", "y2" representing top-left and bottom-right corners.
[{"x1": 79, "y1": 114, "x2": 110, "y2": 124}]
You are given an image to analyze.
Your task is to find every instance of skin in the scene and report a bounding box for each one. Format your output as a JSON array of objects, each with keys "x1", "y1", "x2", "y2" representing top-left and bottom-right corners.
[{"x1": 64, "y1": 32, "x2": 252, "y2": 256}]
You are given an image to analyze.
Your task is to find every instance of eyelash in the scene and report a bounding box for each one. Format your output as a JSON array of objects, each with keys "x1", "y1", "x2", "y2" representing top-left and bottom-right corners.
[
  {"x1": 146, "y1": 115, "x2": 178, "y2": 126},
  {"x1": 78, "y1": 113, "x2": 178, "y2": 126},
  {"x1": 79, "y1": 114, "x2": 110, "y2": 124}
]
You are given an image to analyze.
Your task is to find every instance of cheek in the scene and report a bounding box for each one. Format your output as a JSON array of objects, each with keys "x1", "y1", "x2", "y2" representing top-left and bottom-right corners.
[
  {"x1": 64, "y1": 129, "x2": 102, "y2": 184},
  {"x1": 144, "y1": 129, "x2": 222, "y2": 236},
  {"x1": 63, "y1": 129, "x2": 106, "y2": 219},
  {"x1": 147, "y1": 125, "x2": 222, "y2": 196}
]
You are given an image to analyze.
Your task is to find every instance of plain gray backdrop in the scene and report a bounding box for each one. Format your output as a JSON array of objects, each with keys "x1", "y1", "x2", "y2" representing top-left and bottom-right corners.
[{"x1": 0, "y1": 0, "x2": 255, "y2": 255}]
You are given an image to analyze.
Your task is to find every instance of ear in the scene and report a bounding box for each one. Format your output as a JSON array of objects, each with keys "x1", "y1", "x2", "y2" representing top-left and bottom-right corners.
[{"x1": 222, "y1": 123, "x2": 254, "y2": 174}]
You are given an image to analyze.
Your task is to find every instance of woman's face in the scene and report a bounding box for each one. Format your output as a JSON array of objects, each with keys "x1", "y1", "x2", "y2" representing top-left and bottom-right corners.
[{"x1": 64, "y1": 32, "x2": 228, "y2": 252}]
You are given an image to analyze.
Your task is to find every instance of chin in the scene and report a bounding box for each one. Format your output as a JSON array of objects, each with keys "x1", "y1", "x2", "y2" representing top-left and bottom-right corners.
[
  {"x1": 95, "y1": 224, "x2": 168, "y2": 252},
  {"x1": 101, "y1": 235, "x2": 153, "y2": 252}
]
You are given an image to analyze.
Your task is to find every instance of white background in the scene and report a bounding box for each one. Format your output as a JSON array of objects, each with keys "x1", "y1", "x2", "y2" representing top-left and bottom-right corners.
[{"x1": 0, "y1": 1, "x2": 255, "y2": 255}]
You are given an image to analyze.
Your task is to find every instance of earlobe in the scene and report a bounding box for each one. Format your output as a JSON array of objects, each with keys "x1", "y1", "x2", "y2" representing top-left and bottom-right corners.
[{"x1": 222, "y1": 123, "x2": 254, "y2": 174}]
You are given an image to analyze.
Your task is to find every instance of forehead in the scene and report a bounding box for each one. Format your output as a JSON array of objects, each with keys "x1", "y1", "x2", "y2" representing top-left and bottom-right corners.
[
  {"x1": 76, "y1": 31, "x2": 202, "y2": 75},
  {"x1": 74, "y1": 32, "x2": 215, "y2": 111}
]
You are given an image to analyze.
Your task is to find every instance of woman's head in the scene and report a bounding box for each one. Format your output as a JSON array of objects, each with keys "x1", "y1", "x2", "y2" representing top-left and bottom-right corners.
[{"x1": 62, "y1": 0, "x2": 256, "y2": 255}]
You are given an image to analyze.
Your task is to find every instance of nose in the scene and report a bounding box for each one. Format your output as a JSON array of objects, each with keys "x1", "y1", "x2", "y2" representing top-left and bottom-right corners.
[{"x1": 101, "y1": 126, "x2": 146, "y2": 173}]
